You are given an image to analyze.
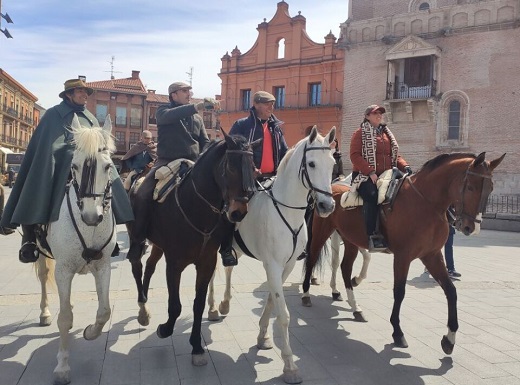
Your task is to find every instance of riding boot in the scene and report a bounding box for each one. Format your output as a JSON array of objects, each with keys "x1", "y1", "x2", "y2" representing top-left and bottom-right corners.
[
  {"x1": 363, "y1": 201, "x2": 388, "y2": 252},
  {"x1": 219, "y1": 227, "x2": 237, "y2": 267},
  {"x1": 126, "y1": 177, "x2": 153, "y2": 263},
  {"x1": 19, "y1": 224, "x2": 39, "y2": 263}
]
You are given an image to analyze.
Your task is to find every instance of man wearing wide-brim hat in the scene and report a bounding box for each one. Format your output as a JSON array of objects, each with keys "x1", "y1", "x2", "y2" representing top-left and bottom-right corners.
[{"x1": 1, "y1": 78, "x2": 134, "y2": 263}]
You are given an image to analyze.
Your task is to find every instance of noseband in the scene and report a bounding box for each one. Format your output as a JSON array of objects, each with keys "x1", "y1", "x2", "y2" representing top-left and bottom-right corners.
[{"x1": 71, "y1": 154, "x2": 112, "y2": 212}]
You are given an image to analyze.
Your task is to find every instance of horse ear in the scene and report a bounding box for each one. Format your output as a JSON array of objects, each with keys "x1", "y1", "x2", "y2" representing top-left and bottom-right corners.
[
  {"x1": 103, "y1": 115, "x2": 113, "y2": 134},
  {"x1": 309, "y1": 125, "x2": 318, "y2": 143},
  {"x1": 489, "y1": 153, "x2": 506, "y2": 171},
  {"x1": 71, "y1": 113, "x2": 81, "y2": 131},
  {"x1": 325, "y1": 126, "x2": 336, "y2": 145},
  {"x1": 472, "y1": 152, "x2": 486, "y2": 168}
]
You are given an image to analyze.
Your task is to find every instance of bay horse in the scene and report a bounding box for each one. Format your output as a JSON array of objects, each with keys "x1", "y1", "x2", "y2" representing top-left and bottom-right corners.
[
  {"x1": 37, "y1": 114, "x2": 117, "y2": 385},
  {"x1": 207, "y1": 126, "x2": 336, "y2": 384},
  {"x1": 302, "y1": 152, "x2": 505, "y2": 354},
  {"x1": 129, "y1": 131, "x2": 258, "y2": 367}
]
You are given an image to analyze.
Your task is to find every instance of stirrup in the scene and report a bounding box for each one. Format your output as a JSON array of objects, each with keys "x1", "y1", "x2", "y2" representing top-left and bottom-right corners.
[
  {"x1": 221, "y1": 250, "x2": 238, "y2": 267},
  {"x1": 368, "y1": 234, "x2": 388, "y2": 252},
  {"x1": 19, "y1": 242, "x2": 39, "y2": 263}
]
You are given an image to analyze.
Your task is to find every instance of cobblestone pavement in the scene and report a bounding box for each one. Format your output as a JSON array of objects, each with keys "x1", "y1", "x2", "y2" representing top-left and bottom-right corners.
[{"x1": 1, "y1": 186, "x2": 519, "y2": 385}]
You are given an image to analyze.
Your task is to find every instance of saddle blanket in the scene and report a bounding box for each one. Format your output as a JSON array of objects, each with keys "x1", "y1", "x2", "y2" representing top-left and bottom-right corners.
[
  {"x1": 153, "y1": 159, "x2": 194, "y2": 202},
  {"x1": 340, "y1": 169, "x2": 392, "y2": 208}
]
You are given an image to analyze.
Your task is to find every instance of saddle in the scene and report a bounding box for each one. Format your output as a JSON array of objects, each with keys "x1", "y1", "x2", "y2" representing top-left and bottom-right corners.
[
  {"x1": 340, "y1": 168, "x2": 406, "y2": 209},
  {"x1": 153, "y1": 159, "x2": 194, "y2": 203}
]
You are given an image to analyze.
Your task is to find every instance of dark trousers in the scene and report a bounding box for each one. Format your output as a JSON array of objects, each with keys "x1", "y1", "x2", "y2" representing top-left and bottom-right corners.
[
  {"x1": 357, "y1": 179, "x2": 379, "y2": 236},
  {"x1": 444, "y1": 225, "x2": 456, "y2": 271},
  {"x1": 128, "y1": 170, "x2": 156, "y2": 246}
]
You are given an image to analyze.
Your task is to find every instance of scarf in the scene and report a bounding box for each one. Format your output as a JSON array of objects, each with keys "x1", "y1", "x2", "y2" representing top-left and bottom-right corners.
[
  {"x1": 351, "y1": 121, "x2": 399, "y2": 192},
  {"x1": 64, "y1": 99, "x2": 86, "y2": 112}
]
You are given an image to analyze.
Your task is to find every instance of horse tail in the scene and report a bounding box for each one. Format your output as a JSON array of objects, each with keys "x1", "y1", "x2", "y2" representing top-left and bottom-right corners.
[{"x1": 34, "y1": 256, "x2": 56, "y2": 290}]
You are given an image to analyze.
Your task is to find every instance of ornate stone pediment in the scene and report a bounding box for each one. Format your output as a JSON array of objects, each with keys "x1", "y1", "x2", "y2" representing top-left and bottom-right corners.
[{"x1": 385, "y1": 35, "x2": 441, "y2": 60}]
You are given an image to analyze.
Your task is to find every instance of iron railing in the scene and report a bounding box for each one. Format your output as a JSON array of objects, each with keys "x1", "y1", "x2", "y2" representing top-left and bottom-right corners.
[{"x1": 485, "y1": 194, "x2": 520, "y2": 215}]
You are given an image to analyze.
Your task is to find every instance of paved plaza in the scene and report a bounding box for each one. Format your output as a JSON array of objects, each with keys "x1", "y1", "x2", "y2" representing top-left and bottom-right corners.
[{"x1": 1, "y1": 187, "x2": 519, "y2": 385}]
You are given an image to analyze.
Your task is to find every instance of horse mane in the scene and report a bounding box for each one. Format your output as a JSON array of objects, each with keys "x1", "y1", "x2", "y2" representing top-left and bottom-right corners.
[
  {"x1": 419, "y1": 152, "x2": 476, "y2": 173},
  {"x1": 277, "y1": 147, "x2": 294, "y2": 174},
  {"x1": 71, "y1": 125, "x2": 116, "y2": 156}
]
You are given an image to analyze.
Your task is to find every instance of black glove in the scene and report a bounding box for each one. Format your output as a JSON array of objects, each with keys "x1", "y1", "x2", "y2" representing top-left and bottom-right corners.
[{"x1": 404, "y1": 166, "x2": 413, "y2": 176}]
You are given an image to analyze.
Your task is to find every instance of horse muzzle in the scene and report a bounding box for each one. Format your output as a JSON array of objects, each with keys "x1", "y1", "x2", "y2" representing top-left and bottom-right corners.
[
  {"x1": 315, "y1": 197, "x2": 336, "y2": 218},
  {"x1": 80, "y1": 205, "x2": 104, "y2": 226},
  {"x1": 226, "y1": 197, "x2": 249, "y2": 223}
]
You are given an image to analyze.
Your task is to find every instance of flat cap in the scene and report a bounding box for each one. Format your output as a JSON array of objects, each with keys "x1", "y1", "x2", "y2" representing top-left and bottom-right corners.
[
  {"x1": 253, "y1": 91, "x2": 276, "y2": 104},
  {"x1": 168, "y1": 81, "x2": 192, "y2": 94}
]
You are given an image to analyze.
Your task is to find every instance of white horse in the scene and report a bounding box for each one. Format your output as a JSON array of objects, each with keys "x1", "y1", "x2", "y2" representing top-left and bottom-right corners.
[
  {"x1": 208, "y1": 126, "x2": 336, "y2": 384},
  {"x1": 36, "y1": 114, "x2": 117, "y2": 385}
]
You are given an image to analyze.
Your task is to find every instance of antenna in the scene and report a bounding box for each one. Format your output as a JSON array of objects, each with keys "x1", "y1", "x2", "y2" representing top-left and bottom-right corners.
[
  {"x1": 104, "y1": 56, "x2": 122, "y2": 80},
  {"x1": 186, "y1": 67, "x2": 193, "y2": 87}
]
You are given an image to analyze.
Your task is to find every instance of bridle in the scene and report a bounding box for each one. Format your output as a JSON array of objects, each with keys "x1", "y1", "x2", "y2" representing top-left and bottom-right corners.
[
  {"x1": 175, "y1": 147, "x2": 254, "y2": 257},
  {"x1": 66, "y1": 151, "x2": 115, "y2": 263},
  {"x1": 70, "y1": 153, "x2": 112, "y2": 213},
  {"x1": 453, "y1": 164, "x2": 493, "y2": 227},
  {"x1": 299, "y1": 144, "x2": 334, "y2": 199},
  {"x1": 407, "y1": 161, "x2": 493, "y2": 227}
]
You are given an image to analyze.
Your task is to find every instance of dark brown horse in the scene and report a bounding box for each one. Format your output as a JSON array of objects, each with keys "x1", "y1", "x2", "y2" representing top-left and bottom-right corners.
[
  {"x1": 129, "y1": 132, "x2": 258, "y2": 367},
  {"x1": 302, "y1": 152, "x2": 505, "y2": 354}
]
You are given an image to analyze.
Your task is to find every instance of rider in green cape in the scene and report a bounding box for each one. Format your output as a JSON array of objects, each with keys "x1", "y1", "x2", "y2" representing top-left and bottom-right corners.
[{"x1": 1, "y1": 79, "x2": 134, "y2": 263}]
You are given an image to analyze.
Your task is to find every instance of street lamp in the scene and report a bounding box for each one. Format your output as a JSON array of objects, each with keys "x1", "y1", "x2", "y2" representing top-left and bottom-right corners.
[{"x1": 0, "y1": 0, "x2": 13, "y2": 39}]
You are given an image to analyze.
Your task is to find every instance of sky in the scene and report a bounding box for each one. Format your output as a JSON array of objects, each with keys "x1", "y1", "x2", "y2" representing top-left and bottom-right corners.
[{"x1": 0, "y1": 0, "x2": 349, "y2": 109}]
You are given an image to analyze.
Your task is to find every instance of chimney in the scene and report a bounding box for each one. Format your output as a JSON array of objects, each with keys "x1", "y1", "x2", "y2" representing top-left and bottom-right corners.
[{"x1": 131, "y1": 70, "x2": 140, "y2": 79}]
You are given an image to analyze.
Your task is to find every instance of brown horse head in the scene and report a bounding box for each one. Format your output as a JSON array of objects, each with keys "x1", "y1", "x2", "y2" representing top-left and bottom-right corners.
[
  {"x1": 217, "y1": 131, "x2": 259, "y2": 223},
  {"x1": 451, "y1": 152, "x2": 505, "y2": 235}
]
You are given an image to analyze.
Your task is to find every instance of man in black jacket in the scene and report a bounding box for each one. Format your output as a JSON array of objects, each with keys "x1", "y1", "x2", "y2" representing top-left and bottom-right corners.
[
  {"x1": 219, "y1": 91, "x2": 289, "y2": 266},
  {"x1": 126, "y1": 81, "x2": 217, "y2": 262}
]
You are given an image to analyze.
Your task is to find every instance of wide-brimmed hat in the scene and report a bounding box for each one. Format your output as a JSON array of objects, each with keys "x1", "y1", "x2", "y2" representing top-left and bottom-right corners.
[
  {"x1": 364, "y1": 104, "x2": 386, "y2": 115},
  {"x1": 59, "y1": 79, "x2": 94, "y2": 98},
  {"x1": 168, "y1": 81, "x2": 192, "y2": 95},
  {"x1": 253, "y1": 91, "x2": 276, "y2": 104}
]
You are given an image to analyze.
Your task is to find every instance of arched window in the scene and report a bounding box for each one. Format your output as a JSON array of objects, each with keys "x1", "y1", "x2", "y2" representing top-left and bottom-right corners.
[
  {"x1": 436, "y1": 91, "x2": 469, "y2": 149},
  {"x1": 277, "y1": 38, "x2": 285, "y2": 59},
  {"x1": 448, "y1": 100, "x2": 460, "y2": 140},
  {"x1": 419, "y1": 2, "x2": 430, "y2": 11}
]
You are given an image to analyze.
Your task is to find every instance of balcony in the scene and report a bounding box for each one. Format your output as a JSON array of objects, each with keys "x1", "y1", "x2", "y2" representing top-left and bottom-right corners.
[{"x1": 386, "y1": 81, "x2": 437, "y2": 100}]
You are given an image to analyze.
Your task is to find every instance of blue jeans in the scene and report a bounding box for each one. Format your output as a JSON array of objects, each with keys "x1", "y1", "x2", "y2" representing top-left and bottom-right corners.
[{"x1": 444, "y1": 226, "x2": 456, "y2": 271}]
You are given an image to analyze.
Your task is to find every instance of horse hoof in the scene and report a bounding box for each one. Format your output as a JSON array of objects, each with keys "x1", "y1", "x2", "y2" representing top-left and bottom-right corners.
[
  {"x1": 353, "y1": 311, "x2": 367, "y2": 322},
  {"x1": 218, "y1": 301, "x2": 230, "y2": 315},
  {"x1": 208, "y1": 309, "x2": 220, "y2": 321},
  {"x1": 257, "y1": 337, "x2": 273, "y2": 350},
  {"x1": 192, "y1": 353, "x2": 208, "y2": 366},
  {"x1": 310, "y1": 278, "x2": 319, "y2": 286},
  {"x1": 53, "y1": 370, "x2": 71, "y2": 385},
  {"x1": 301, "y1": 297, "x2": 312, "y2": 307},
  {"x1": 393, "y1": 335, "x2": 409, "y2": 348},
  {"x1": 441, "y1": 335, "x2": 454, "y2": 355},
  {"x1": 137, "y1": 303, "x2": 151, "y2": 326},
  {"x1": 83, "y1": 325, "x2": 101, "y2": 341},
  {"x1": 40, "y1": 316, "x2": 52, "y2": 326},
  {"x1": 156, "y1": 324, "x2": 173, "y2": 339},
  {"x1": 332, "y1": 292, "x2": 343, "y2": 301},
  {"x1": 351, "y1": 277, "x2": 359, "y2": 287},
  {"x1": 283, "y1": 369, "x2": 303, "y2": 384}
]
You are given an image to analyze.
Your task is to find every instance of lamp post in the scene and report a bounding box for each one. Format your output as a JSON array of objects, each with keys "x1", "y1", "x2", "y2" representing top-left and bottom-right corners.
[{"x1": 0, "y1": 0, "x2": 14, "y2": 39}]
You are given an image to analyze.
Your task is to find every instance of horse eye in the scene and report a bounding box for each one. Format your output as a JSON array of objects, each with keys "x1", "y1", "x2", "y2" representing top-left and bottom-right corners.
[
  {"x1": 309, "y1": 161, "x2": 316, "y2": 168},
  {"x1": 105, "y1": 164, "x2": 111, "y2": 171},
  {"x1": 71, "y1": 164, "x2": 79, "y2": 171}
]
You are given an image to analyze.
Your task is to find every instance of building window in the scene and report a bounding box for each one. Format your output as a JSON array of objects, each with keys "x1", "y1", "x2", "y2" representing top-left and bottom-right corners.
[
  {"x1": 129, "y1": 132, "x2": 140, "y2": 147},
  {"x1": 277, "y1": 38, "x2": 285, "y2": 59},
  {"x1": 149, "y1": 106, "x2": 158, "y2": 125},
  {"x1": 130, "y1": 107, "x2": 142, "y2": 128},
  {"x1": 390, "y1": 56, "x2": 436, "y2": 99},
  {"x1": 436, "y1": 90, "x2": 469, "y2": 149},
  {"x1": 309, "y1": 83, "x2": 321, "y2": 106},
  {"x1": 274, "y1": 86, "x2": 285, "y2": 108},
  {"x1": 96, "y1": 104, "x2": 108, "y2": 125},
  {"x1": 116, "y1": 106, "x2": 127, "y2": 127},
  {"x1": 241, "y1": 89, "x2": 251, "y2": 110},
  {"x1": 448, "y1": 100, "x2": 460, "y2": 140},
  {"x1": 419, "y1": 2, "x2": 430, "y2": 11}
]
